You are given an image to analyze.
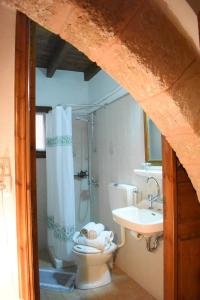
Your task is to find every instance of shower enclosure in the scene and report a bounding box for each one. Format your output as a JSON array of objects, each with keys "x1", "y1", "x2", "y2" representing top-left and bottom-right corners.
[{"x1": 40, "y1": 105, "x2": 98, "y2": 268}]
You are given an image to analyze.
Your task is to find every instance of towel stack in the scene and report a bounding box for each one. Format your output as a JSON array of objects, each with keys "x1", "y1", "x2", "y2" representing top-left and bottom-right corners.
[{"x1": 73, "y1": 222, "x2": 114, "y2": 251}]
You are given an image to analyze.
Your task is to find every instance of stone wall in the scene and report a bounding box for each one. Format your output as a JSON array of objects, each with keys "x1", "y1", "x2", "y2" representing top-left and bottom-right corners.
[{"x1": 3, "y1": 0, "x2": 200, "y2": 197}]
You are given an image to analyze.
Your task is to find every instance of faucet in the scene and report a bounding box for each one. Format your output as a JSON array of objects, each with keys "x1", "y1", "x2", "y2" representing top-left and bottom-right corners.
[{"x1": 146, "y1": 176, "x2": 160, "y2": 209}]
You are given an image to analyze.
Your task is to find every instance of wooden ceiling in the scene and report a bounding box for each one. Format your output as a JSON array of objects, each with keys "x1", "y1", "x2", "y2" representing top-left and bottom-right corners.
[{"x1": 36, "y1": 24, "x2": 100, "y2": 80}]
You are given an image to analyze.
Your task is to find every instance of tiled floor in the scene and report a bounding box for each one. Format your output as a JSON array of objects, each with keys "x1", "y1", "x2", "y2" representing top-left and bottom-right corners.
[{"x1": 39, "y1": 251, "x2": 156, "y2": 300}]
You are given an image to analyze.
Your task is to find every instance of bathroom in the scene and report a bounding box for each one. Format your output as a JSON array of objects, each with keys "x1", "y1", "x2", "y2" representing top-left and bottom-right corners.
[{"x1": 36, "y1": 24, "x2": 163, "y2": 300}]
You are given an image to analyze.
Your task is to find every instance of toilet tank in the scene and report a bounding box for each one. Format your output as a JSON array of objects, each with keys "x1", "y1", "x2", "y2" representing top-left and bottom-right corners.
[{"x1": 108, "y1": 183, "x2": 138, "y2": 211}]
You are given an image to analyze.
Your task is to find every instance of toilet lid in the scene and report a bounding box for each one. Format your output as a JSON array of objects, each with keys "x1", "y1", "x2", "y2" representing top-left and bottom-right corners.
[{"x1": 73, "y1": 244, "x2": 101, "y2": 254}]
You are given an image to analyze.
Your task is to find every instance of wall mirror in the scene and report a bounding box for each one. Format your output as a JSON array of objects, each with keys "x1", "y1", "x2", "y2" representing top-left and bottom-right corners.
[{"x1": 144, "y1": 112, "x2": 162, "y2": 165}]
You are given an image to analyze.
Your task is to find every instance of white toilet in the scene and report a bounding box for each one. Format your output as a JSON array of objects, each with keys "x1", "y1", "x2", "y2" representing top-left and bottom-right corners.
[
  {"x1": 72, "y1": 243, "x2": 117, "y2": 289},
  {"x1": 73, "y1": 182, "x2": 137, "y2": 289}
]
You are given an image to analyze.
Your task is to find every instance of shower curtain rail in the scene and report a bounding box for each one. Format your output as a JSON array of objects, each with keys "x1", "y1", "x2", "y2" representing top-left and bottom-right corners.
[{"x1": 56, "y1": 104, "x2": 103, "y2": 108}]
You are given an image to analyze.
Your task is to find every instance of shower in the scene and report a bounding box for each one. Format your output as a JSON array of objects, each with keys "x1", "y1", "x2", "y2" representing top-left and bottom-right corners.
[{"x1": 74, "y1": 112, "x2": 97, "y2": 227}]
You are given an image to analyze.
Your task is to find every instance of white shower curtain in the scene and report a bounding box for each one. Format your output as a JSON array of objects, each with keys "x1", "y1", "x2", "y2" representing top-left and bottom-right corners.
[{"x1": 46, "y1": 106, "x2": 75, "y2": 262}]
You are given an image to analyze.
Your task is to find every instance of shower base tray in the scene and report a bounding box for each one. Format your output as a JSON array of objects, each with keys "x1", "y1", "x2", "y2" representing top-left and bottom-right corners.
[{"x1": 39, "y1": 267, "x2": 75, "y2": 292}]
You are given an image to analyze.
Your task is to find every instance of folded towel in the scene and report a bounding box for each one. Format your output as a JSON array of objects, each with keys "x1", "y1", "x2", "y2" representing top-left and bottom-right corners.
[
  {"x1": 73, "y1": 230, "x2": 114, "y2": 251},
  {"x1": 80, "y1": 222, "x2": 105, "y2": 239}
]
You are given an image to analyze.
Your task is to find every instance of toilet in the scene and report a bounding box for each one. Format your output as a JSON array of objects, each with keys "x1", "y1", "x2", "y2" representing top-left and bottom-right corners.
[
  {"x1": 73, "y1": 182, "x2": 137, "y2": 289},
  {"x1": 72, "y1": 243, "x2": 117, "y2": 289}
]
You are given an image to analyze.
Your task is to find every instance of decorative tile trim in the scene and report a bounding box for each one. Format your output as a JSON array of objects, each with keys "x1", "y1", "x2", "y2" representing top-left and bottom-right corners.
[
  {"x1": 47, "y1": 216, "x2": 75, "y2": 242},
  {"x1": 46, "y1": 135, "x2": 72, "y2": 147}
]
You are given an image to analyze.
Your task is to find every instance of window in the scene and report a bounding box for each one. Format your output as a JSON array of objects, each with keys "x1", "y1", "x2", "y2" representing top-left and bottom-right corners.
[
  {"x1": 36, "y1": 113, "x2": 46, "y2": 151},
  {"x1": 36, "y1": 106, "x2": 51, "y2": 158}
]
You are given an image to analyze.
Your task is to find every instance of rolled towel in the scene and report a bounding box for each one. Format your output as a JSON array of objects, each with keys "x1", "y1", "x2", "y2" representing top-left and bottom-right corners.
[
  {"x1": 73, "y1": 230, "x2": 114, "y2": 251},
  {"x1": 80, "y1": 222, "x2": 96, "y2": 238},
  {"x1": 80, "y1": 222, "x2": 105, "y2": 239},
  {"x1": 87, "y1": 223, "x2": 105, "y2": 239}
]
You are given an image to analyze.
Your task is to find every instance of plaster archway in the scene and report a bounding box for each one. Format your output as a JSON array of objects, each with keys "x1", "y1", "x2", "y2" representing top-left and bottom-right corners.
[{"x1": 4, "y1": 0, "x2": 200, "y2": 198}]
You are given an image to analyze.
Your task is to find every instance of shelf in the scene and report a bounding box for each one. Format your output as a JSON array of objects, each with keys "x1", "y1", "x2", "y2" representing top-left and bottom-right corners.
[{"x1": 134, "y1": 166, "x2": 162, "y2": 179}]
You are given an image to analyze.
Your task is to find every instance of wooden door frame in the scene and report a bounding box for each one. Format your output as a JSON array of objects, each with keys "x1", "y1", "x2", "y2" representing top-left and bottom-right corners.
[
  {"x1": 15, "y1": 12, "x2": 39, "y2": 300},
  {"x1": 14, "y1": 11, "x2": 180, "y2": 300},
  {"x1": 162, "y1": 139, "x2": 177, "y2": 300}
]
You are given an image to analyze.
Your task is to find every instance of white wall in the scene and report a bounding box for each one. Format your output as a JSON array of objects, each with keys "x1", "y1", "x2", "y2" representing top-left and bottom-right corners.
[
  {"x1": 161, "y1": 0, "x2": 199, "y2": 51},
  {"x1": 92, "y1": 94, "x2": 163, "y2": 300},
  {"x1": 36, "y1": 68, "x2": 127, "y2": 108},
  {"x1": 36, "y1": 68, "x2": 88, "y2": 107},
  {"x1": 92, "y1": 95, "x2": 145, "y2": 225},
  {"x1": 88, "y1": 70, "x2": 127, "y2": 105},
  {"x1": 0, "y1": 4, "x2": 19, "y2": 299},
  {"x1": 117, "y1": 230, "x2": 163, "y2": 300},
  {"x1": 117, "y1": 232, "x2": 163, "y2": 300}
]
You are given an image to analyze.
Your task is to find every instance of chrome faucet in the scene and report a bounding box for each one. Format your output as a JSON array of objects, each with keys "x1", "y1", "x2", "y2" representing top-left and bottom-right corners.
[{"x1": 146, "y1": 176, "x2": 160, "y2": 209}]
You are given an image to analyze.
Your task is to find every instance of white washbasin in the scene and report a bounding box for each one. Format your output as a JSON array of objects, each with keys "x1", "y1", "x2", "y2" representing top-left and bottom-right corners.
[{"x1": 112, "y1": 206, "x2": 163, "y2": 236}]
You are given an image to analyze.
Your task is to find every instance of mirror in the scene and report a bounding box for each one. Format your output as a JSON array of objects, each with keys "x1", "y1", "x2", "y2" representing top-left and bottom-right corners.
[{"x1": 144, "y1": 112, "x2": 162, "y2": 165}]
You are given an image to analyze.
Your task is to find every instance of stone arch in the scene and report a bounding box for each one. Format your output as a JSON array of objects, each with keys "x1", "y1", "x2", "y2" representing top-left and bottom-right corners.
[{"x1": 5, "y1": 0, "x2": 200, "y2": 197}]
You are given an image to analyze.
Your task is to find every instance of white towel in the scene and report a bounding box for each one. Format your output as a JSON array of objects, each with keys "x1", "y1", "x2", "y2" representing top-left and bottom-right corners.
[
  {"x1": 73, "y1": 230, "x2": 114, "y2": 251},
  {"x1": 80, "y1": 222, "x2": 95, "y2": 238},
  {"x1": 80, "y1": 222, "x2": 105, "y2": 239}
]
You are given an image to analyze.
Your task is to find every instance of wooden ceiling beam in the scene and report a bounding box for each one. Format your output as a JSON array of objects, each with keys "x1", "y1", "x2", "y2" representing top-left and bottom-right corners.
[
  {"x1": 47, "y1": 39, "x2": 68, "y2": 77},
  {"x1": 84, "y1": 62, "x2": 101, "y2": 81},
  {"x1": 37, "y1": 25, "x2": 99, "y2": 74}
]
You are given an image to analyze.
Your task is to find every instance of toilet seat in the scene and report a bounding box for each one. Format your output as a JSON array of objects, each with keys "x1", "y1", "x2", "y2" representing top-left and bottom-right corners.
[
  {"x1": 73, "y1": 242, "x2": 117, "y2": 255},
  {"x1": 73, "y1": 244, "x2": 101, "y2": 254}
]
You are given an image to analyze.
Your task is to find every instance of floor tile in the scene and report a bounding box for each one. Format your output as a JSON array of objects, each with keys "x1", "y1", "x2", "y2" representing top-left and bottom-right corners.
[{"x1": 39, "y1": 250, "x2": 156, "y2": 300}]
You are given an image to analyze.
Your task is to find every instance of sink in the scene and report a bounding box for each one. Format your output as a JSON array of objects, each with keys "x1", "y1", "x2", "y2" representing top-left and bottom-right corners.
[
  {"x1": 112, "y1": 206, "x2": 163, "y2": 236},
  {"x1": 134, "y1": 166, "x2": 162, "y2": 179}
]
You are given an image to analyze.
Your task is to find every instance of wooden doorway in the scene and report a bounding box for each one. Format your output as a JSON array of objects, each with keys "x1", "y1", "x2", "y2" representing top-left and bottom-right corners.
[
  {"x1": 15, "y1": 12, "x2": 40, "y2": 300},
  {"x1": 163, "y1": 140, "x2": 200, "y2": 300},
  {"x1": 15, "y1": 11, "x2": 200, "y2": 300}
]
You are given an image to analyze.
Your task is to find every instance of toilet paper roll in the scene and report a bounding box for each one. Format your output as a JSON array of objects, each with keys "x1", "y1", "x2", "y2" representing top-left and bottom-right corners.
[{"x1": 130, "y1": 231, "x2": 143, "y2": 240}]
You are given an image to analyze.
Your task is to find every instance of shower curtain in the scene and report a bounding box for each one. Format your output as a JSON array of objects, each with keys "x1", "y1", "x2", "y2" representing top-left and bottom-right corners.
[{"x1": 46, "y1": 106, "x2": 75, "y2": 262}]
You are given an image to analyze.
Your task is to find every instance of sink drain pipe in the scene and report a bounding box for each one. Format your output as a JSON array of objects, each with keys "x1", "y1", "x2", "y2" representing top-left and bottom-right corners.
[
  {"x1": 117, "y1": 226, "x2": 126, "y2": 248},
  {"x1": 145, "y1": 234, "x2": 163, "y2": 252},
  {"x1": 116, "y1": 226, "x2": 163, "y2": 252},
  {"x1": 112, "y1": 226, "x2": 126, "y2": 267}
]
